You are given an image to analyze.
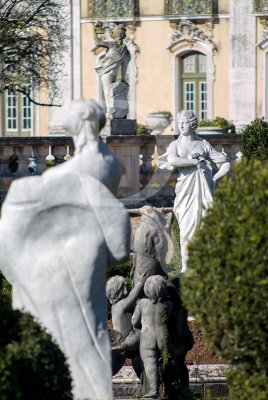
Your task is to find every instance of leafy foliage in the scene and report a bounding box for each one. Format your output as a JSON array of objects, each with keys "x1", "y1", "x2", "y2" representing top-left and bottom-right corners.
[
  {"x1": 0, "y1": 0, "x2": 68, "y2": 104},
  {"x1": 107, "y1": 256, "x2": 133, "y2": 287},
  {"x1": 168, "y1": 217, "x2": 182, "y2": 279},
  {"x1": 0, "y1": 271, "x2": 11, "y2": 304},
  {"x1": 182, "y1": 160, "x2": 268, "y2": 399},
  {"x1": 241, "y1": 117, "x2": 268, "y2": 160},
  {"x1": 137, "y1": 123, "x2": 151, "y2": 135},
  {"x1": 198, "y1": 116, "x2": 235, "y2": 133},
  {"x1": 0, "y1": 273, "x2": 73, "y2": 399}
]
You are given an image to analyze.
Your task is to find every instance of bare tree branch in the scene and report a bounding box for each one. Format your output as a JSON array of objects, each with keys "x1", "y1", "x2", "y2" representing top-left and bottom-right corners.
[{"x1": 0, "y1": 0, "x2": 69, "y2": 106}]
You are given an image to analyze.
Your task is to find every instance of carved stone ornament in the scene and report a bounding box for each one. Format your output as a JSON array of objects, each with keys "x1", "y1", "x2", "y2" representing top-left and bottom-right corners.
[
  {"x1": 257, "y1": 21, "x2": 268, "y2": 48},
  {"x1": 167, "y1": 19, "x2": 217, "y2": 50}
]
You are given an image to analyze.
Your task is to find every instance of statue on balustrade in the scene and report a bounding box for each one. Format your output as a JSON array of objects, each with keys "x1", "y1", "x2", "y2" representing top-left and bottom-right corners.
[
  {"x1": 93, "y1": 21, "x2": 130, "y2": 120},
  {"x1": 0, "y1": 99, "x2": 130, "y2": 400},
  {"x1": 107, "y1": 206, "x2": 194, "y2": 399},
  {"x1": 157, "y1": 110, "x2": 231, "y2": 273}
]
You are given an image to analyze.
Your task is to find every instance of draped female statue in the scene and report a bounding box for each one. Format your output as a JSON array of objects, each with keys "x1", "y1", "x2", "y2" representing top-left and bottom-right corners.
[{"x1": 158, "y1": 110, "x2": 230, "y2": 273}]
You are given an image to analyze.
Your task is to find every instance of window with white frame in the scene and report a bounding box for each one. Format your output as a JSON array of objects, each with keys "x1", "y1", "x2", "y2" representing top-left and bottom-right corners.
[
  {"x1": 181, "y1": 51, "x2": 207, "y2": 120},
  {"x1": 5, "y1": 89, "x2": 32, "y2": 136},
  {"x1": 6, "y1": 89, "x2": 18, "y2": 131}
]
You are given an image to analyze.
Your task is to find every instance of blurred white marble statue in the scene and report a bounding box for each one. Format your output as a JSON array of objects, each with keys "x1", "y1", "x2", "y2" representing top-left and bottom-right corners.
[
  {"x1": 0, "y1": 99, "x2": 130, "y2": 400},
  {"x1": 158, "y1": 110, "x2": 230, "y2": 273}
]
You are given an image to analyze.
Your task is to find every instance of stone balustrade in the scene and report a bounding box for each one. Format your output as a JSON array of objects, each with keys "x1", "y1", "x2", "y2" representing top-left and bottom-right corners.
[{"x1": 0, "y1": 134, "x2": 241, "y2": 206}]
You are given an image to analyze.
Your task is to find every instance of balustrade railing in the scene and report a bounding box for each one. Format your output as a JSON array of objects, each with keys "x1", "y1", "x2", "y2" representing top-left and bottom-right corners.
[
  {"x1": 0, "y1": 134, "x2": 241, "y2": 206},
  {"x1": 88, "y1": 0, "x2": 139, "y2": 19},
  {"x1": 164, "y1": 0, "x2": 216, "y2": 16}
]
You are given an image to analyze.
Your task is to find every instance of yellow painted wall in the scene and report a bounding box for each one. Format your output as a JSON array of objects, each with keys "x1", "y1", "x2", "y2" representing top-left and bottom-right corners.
[
  {"x1": 135, "y1": 21, "x2": 173, "y2": 125},
  {"x1": 81, "y1": 0, "x2": 87, "y2": 18},
  {"x1": 213, "y1": 18, "x2": 229, "y2": 120},
  {"x1": 256, "y1": 18, "x2": 264, "y2": 118},
  {"x1": 139, "y1": 0, "x2": 164, "y2": 16},
  {"x1": 218, "y1": 0, "x2": 229, "y2": 13},
  {"x1": 81, "y1": 23, "x2": 98, "y2": 100},
  {"x1": 39, "y1": 92, "x2": 50, "y2": 136}
]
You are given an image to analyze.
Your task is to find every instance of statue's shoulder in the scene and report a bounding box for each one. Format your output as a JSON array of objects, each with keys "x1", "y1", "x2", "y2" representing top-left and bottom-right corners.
[{"x1": 167, "y1": 139, "x2": 179, "y2": 152}]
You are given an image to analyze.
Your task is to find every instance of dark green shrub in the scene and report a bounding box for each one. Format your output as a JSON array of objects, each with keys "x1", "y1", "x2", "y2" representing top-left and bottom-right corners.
[
  {"x1": 168, "y1": 217, "x2": 182, "y2": 279},
  {"x1": 198, "y1": 116, "x2": 235, "y2": 133},
  {"x1": 241, "y1": 117, "x2": 268, "y2": 160},
  {"x1": 0, "y1": 272, "x2": 12, "y2": 304},
  {"x1": 0, "y1": 277, "x2": 73, "y2": 399},
  {"x1": 107, "y1": 256, "x2": 133, "y2": 287},
  {"x1": 182, "y1": 160, "x2": 268, "y2": 400}
]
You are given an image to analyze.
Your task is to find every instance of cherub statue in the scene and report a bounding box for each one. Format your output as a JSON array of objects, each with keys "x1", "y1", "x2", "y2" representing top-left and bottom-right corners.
[
  {"x1": 106, "y1": 275, "x2": 146, "y2": 376},
  {"x1": 94, "y1": 21, "x2": 130, "y2": 119},
  {"x1": 132, "y1": 275, "x2": 172, "y2": 399}
]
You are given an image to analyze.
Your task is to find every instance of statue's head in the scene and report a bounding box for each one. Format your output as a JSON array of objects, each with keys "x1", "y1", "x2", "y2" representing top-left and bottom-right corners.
[
  {"x1": 144, "y1": 275, "x2": 167, "y2": 304},
  {"x1": 64, "y1": 99, "x2": 106, "y2": 153},
  {"x1": 106, "y1": 276, "x2": 129, "y2": 304},
  {"x1": 112, "y1": 24, "x2": 126, "y2": 40},
  {"x1": 177, "y1": 110, "x2": 198, "y2": 135}
]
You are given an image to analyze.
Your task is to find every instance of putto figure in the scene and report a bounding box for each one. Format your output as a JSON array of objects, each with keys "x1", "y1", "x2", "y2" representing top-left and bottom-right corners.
[
  {"x1": 132, "y1": 275, "x2": 172, "y2": 399},
  {"x1": 158, "y1": 110, "x2": 230, "y2": 273}
]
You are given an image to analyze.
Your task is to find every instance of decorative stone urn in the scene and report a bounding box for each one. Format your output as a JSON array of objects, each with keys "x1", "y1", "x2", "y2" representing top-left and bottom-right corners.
[{"x1": 146, "y1": 113, "x2": 171, "y2": 135}]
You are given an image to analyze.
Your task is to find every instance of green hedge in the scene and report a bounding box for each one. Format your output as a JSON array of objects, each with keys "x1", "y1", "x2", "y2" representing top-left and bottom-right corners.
[
  {"x1": 241, "y1": 117, "x2": 268, "y2": 160},
  {"x1": 182, "y1": 160, "x2": 268, "y2": 400},
  {"x1": 0, "y1": 273, "x2": 73, "y2": 400}
]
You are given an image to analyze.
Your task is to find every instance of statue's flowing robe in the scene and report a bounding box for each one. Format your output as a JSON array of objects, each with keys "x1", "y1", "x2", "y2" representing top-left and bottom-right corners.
[
  {"x1": 0, "y1": 171, "x2": 130, "y2": 400},
  {"x1": 158, "y1": 138, "x2": 228, "y2": 271},
  {"x1": 95, "y1": 43, "x2": 130, "y2": 77}
]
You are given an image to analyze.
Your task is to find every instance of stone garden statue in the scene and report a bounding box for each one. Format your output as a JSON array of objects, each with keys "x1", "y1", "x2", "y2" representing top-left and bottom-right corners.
[
  {"x1": 107, "y1": 207, "x2": 194, "y2": 399},
  {"x1": 0, "y1": 99, "x2": 130, "y2": 400},
  {"x1": 132, "y1": 275, "x2": 172, "y2": 399},
  {"x1": 130, "y1": 206, "x2": 174, "y2": 286},
  {"x1": 157, "y1": 110, "x2": 231, "y2": 273},
  {"x1": 94, "y1": 21, "x2": 130, "y2": 119}
]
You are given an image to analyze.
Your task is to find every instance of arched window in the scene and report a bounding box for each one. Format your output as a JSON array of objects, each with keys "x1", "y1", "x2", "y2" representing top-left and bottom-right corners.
[{"x1": 181, "y1": 51, "x2": 207, "y2": 120}]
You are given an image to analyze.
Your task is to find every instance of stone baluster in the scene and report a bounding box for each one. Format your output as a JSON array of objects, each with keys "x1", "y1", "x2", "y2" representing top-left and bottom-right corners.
[
  {"x1": 8, "y1": 150, "x2": 18, "y2": 177},
  {"x1": 28, "y1": 149, "x2": 37, "y2": 175},
  {"x1": 140, "y1": 142, "x2": 155, "y2": 188},
  {"x1": 46, "y1": 146, "x2": 56, "y2": 169},
  {"x1": 64, "y1": 146, "x2": 72, "y2": 161}
]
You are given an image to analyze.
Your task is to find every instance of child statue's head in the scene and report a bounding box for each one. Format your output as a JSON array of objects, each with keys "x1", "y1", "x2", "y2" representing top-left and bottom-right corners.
[
  {"x1": 106, "y1": 275, "x2": 129, "y2": 304},
  {"x1": 144, "y1": 275, "x2": 167, "y2": 304}
]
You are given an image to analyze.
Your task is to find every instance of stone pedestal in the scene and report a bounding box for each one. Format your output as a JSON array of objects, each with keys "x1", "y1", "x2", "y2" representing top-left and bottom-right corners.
[
  {"x1": 101, "y1": 119, "x2": 137, "y2": 136},
  {"x1": 108, "y1": 81, "x2": 129, "y2": 119}
]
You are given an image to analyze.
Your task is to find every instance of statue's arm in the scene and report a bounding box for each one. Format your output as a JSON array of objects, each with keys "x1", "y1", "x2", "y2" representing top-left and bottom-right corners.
[
  {"x1": 166, "y1": 140, "x2": 199, "y2": 168},
  {"x1": 122, "y1": 280, "x2": 145, "y2": 312},
  {"x1": 207, "y1": 145, "x2": 231, "y2": 181},
  {"x1": 213, "y1": 161, "x2": 231, "y2": 181},
  {"x1": 167, "y1": 154, "x2": 199, "y2": 168},
  {"x1": 132, "y1": 302, "x2": 142, "y2": 329}
]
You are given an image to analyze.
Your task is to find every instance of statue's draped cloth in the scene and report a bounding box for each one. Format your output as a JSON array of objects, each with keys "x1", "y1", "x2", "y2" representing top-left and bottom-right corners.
[
  {"x1": 158, "y1": 138, "x2": 228, "y2": 268},
  {"x1": 0, "y1": 171, "x2": 130, "y2": 400},
  {"x1": 95, "y1": 44, "x2": 129, "y2": 77}
]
